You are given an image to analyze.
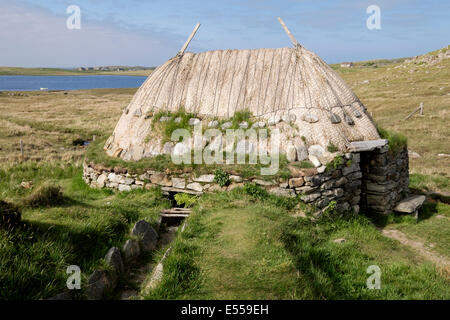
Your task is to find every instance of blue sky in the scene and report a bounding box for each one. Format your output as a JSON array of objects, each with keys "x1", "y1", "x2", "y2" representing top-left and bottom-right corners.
[{"x1": 1, "y1": 0, "x2": 449, "y2": 67}]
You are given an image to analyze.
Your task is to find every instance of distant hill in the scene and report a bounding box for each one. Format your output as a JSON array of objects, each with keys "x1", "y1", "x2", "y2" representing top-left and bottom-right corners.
[{"x1": 404, "y1": 45, "x2": 450, "y2": 66}]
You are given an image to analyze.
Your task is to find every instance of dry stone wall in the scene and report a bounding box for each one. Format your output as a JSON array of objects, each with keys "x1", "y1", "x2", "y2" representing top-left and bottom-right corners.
[
  {"x1": 360, "y1": 145, "x2": 409, "y2": 214},
  {"x1": 83, "y1": 152, "x2": 362, "y2": 214}
]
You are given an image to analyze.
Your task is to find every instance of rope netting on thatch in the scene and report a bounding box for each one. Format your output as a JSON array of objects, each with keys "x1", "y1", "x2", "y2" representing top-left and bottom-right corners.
[{"x1": 105, "y1": 46, "x2": 380, "y2": 161}]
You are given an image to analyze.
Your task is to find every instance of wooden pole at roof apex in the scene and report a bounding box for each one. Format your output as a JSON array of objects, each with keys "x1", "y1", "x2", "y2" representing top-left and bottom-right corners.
[
  {"x1": 178, "y1": 23, "x2": 201, "y2": 56},
  {"x1": 278, "y1": 17, "x2": 301, "y2": 48}
]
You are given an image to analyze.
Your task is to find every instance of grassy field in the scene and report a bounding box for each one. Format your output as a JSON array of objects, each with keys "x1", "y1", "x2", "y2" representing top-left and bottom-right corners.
[
  {"x1": 144, "y1": 189, "x2": 449, "y2": 300},
  {"x1": 0, "y1": 49, "x2": 449, "y2": 300},
  {"x1": 0, "y1": 67, "x2": 153, "y2": 77},
  {"x1": 0, "y1": 161, "x2": 170, "y2": 299}
]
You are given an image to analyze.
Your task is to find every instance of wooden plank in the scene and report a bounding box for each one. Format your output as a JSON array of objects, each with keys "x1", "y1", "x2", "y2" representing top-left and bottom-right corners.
[
  {"x1": 348, "y1": 139, "x2": 388, "y2": 152},
  {"x1": 404, "y1": 102, "x2": 423, "y2": 120},
  {"x1": 278, "y1": 17, "x2": 300, "y2": 48},
  {"x1": 160, "y1": 213, "x2": 190, "y2": 218},
  {"x1": 161, "y1": 209, "x2": 192, "y2": 214},
  {"x1": 178, "y1": 23, "x2": 201, "y2": 56}
]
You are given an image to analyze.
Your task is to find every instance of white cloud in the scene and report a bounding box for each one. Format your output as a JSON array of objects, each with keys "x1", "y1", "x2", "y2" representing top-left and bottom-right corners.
[{"x1": 0, "y1": 2, "x2": 182, "y2": 67}]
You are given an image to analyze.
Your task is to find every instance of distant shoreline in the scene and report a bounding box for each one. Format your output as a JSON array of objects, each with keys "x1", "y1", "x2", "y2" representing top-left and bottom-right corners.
[{"x1": 0, "y1": 67, "x2": 153, "y2": 77}]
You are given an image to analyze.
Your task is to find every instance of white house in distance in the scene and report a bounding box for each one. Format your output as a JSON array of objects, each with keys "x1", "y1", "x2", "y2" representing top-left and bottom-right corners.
[{"x1": 340, "y1": 62, "x2": 354, "y2": 68}]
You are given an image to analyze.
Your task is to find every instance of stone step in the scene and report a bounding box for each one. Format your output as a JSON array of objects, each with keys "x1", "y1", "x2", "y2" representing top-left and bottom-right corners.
[{"x1": 394, "y1": 195, "x2": 426, "y2": 215}]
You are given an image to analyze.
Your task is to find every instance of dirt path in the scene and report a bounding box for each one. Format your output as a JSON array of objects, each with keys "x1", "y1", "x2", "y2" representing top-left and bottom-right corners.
[{"x1": 381, "y1": 228, "x2": 450, "y2": 268}]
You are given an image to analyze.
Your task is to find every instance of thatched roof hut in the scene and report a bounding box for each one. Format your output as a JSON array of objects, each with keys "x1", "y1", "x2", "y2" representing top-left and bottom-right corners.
[{"x1": 105, "y1": 19, "x2": 380, "y2": 161}]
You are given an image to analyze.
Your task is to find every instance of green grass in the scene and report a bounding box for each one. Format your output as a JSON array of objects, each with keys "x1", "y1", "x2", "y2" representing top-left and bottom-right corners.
[
  {"x1": 376, "y1": 126, "x2": 408, "y2": 153},
  {"x1": 409, "y1": 173, "x2": 450, "y2": 193},
  {"x1": 149, "y1": 108, "x2": 197, "y2": 143},
  {"x1": 0, "y1": 161, "x2": 170, "y2": 300},
  {"x1": 144, "y1": 190, "x2": 450, "y2": 300},
  {"x1": 387, "y1": 201, "x2": 450, "y2": 258}
]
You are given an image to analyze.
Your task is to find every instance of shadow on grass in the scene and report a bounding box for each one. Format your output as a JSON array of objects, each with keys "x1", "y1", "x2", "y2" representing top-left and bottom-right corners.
[{"x1": 362, "y1": 200, "x2": 438, "y2": 228}]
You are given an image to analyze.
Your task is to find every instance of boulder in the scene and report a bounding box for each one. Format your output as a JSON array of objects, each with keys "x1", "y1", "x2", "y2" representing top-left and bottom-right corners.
[
  {"x1": 132, "y1": 220, "x2": 159, "y2": 252},
  {"x1": 105, "y1": 247, "x2": 124, "y2": 275}
]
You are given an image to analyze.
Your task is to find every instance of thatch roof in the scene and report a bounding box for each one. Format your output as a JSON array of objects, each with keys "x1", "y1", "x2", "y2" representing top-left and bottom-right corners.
[{"x1": 105, "y1": 20, "x2": 380, "y2": 161}]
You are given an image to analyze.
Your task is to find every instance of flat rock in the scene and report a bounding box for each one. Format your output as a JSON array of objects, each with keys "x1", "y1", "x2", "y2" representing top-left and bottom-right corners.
[
  {"x1": 194, "y1": 174, "x2": 215, "y2": 183},
  {"x1": 394, "y1": 195, "x2": 426, "y2": 214},
  {"x1": 269, "y1": 187, "x2": 296, "y2": 198},
  {"x1": 118, "y1": 184, "x2": 131, "y2": 192},
  {"x1": 187, "y1": 182, "x2": 203, "y2": 192},
  {"x1": 308, "y1": 145, "x2": 326, "y2": 158},
  {"x1": 347, "y1": 139, "x2": 388, "y2": 152}
]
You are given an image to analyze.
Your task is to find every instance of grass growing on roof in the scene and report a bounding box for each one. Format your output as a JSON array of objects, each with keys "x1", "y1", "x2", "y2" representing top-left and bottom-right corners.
[
  {"x1": 377, "y1": 125, "x2": 408, "y2": 153},
  {"x1": 149, "y1": 107, "x2": 197, "y2": 143},
  {"x1": 86, "y1": 136, "x2": 294, "y2": 180}
]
